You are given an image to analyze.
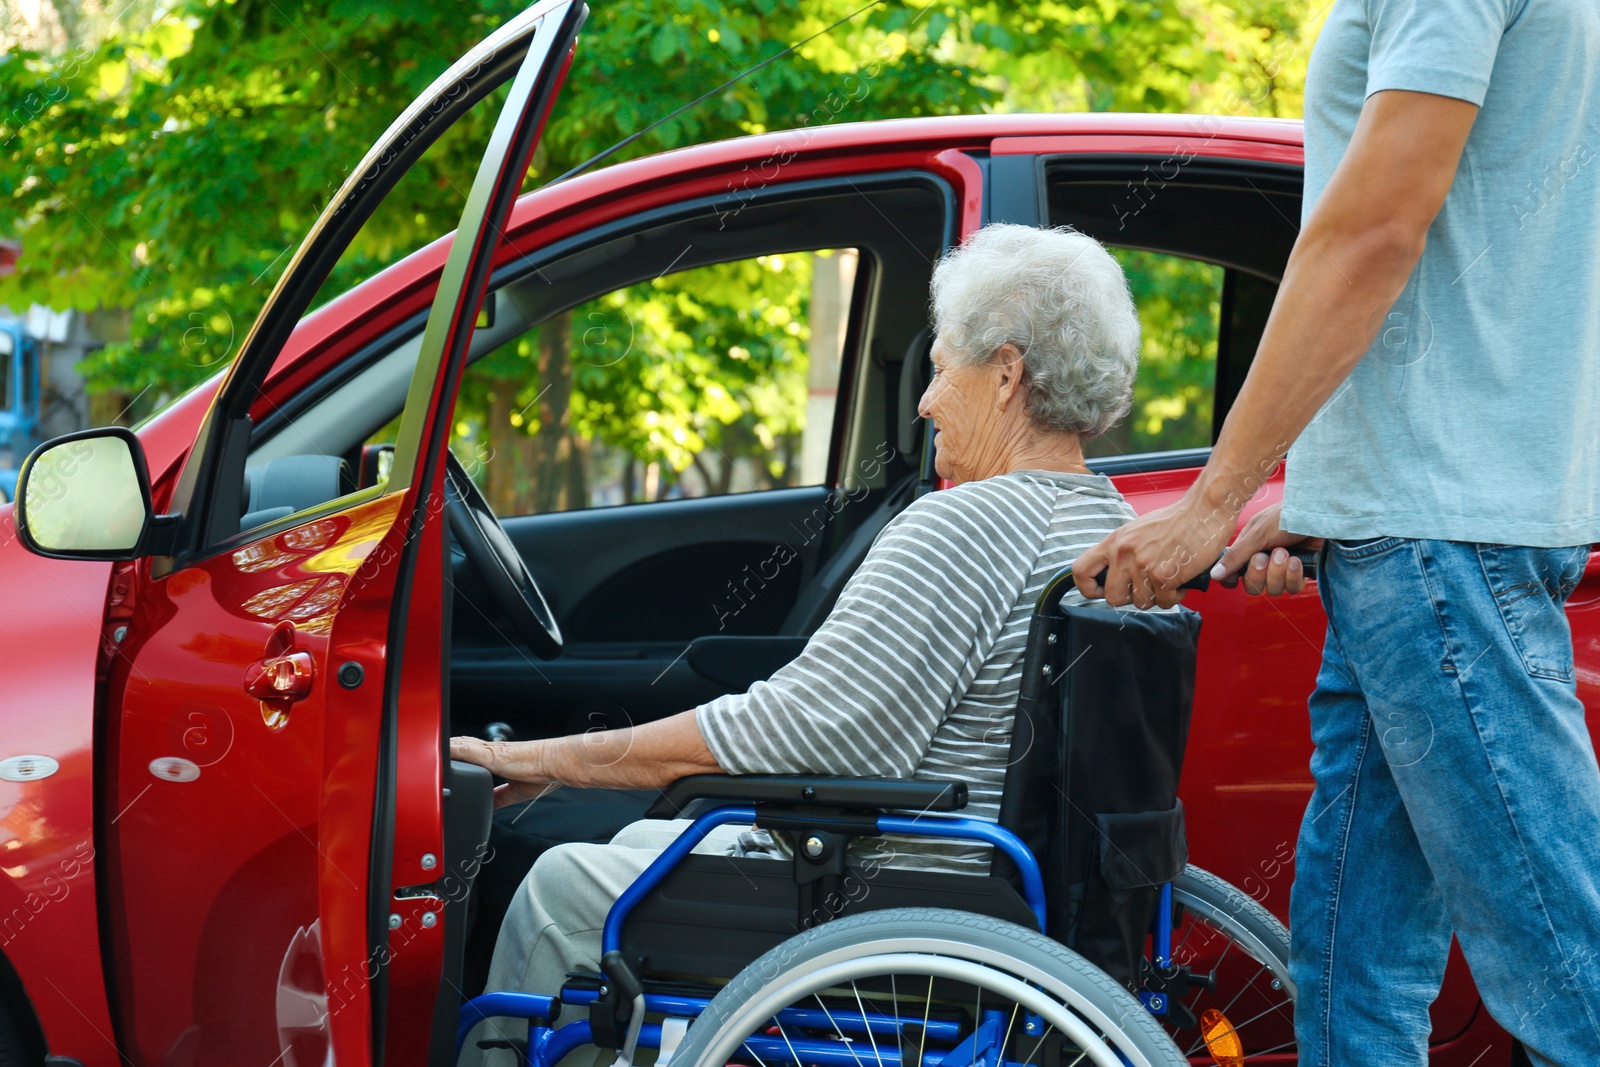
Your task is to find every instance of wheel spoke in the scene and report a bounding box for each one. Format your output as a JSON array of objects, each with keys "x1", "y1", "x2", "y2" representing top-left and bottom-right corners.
[
  {"x1": 853, "y1": 980, "x2": 886, "y2": 1067},
  {"x1": 1218, "y1": 962, "x2": 1269, "y2": 1017},
  {"x1": 919, "y1": 975, "x2": 934, "y2": 1067},
  {"x1": 1217, "y1": 999, "x2": 1296, "y2": 1036},
  {"x1": 1209, "y1": 937, "x2": 1236, "y2": 975},
  {"x1": 772, "y1": 1016, "x2": 804, "y2": 1067},
  {"x1": 1024, "y1": 1021, "x2": 1055, "y2": 1065},
  {"x1": 1249, "y1": 1036, "x2": 1301, "y2": 1057},
  {"x1": 1185, "y1": 998, "x2": 1294, "y2": 1058},
  {"x1": 815, "y1": 993, "x2": 868, "y2": 1067},
  {"x1": 890, "y1": 973, "x2": 903, "y2": 1064}
]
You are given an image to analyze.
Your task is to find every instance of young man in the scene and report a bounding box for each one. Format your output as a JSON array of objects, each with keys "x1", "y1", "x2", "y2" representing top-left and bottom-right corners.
[{"x1": 1074, "y1": 1, "x2": 1600, "y2": 1064}]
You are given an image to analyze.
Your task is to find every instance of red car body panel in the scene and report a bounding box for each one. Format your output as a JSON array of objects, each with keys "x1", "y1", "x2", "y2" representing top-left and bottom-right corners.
[
  {"x1": 99, "y1": 492, "x2": 418, "y2": 1067},
  {"x1": 0, "y1": 109, "x2": 1564, "y2": 1065},
  {"x1": 0, "y1": 517, "x2": 116, "y2": 1065}
]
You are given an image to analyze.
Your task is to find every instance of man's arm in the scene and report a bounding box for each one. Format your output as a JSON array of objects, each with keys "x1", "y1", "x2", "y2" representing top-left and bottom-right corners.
[
  {"x1": 450, "y1": 710, "x2": 722, "y2": 808},
  {"x1": 1074, "y1": 89, "x2": 1481, "y2": 607}
]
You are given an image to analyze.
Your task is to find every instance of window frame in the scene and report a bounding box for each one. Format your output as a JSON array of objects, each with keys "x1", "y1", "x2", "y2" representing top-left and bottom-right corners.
[
  {"x1": 986, "y1": 150, "x2": 1302, "y2": 475},
  {"x1": 246, "y1": 169, "x2": 957, "y2": 518}
]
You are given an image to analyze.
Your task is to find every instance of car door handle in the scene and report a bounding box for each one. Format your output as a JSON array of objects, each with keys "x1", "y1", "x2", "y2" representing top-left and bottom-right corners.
[{"x1": 244, "y1": 651, "x2": 315, "y2": 702}]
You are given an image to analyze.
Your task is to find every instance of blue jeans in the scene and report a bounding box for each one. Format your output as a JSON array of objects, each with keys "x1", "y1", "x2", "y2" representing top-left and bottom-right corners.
[{"x1": 1290, "y1": 538, "x2": 1600, "y2": 1067}]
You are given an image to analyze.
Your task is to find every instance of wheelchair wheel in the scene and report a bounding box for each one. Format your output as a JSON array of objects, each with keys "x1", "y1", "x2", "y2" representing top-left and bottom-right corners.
[
  {"x1": 674, "y1": 906, "x2": 1186, "y2": 1067},
  {"x1": 1165, "y1": 865, "x2": 1295, "y2": 1062}
]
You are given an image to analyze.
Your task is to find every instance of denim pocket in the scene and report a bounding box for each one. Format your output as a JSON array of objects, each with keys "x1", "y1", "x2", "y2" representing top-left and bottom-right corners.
[
  {"x1": 1328, "y1": 535, "x2": 1406, "y2": 559},
  {"x1": 1477, "y1": 544, "x2": 1586, "y2": 681}
]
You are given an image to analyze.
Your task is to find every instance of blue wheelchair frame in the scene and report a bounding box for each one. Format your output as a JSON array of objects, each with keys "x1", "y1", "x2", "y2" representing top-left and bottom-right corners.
[{"x1": 457, "y1": 804, "x2": 1178, "y2": 1067}]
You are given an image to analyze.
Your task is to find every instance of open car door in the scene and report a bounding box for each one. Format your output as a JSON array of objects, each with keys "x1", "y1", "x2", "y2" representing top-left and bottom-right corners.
[{"x1": 92, "y1": 4, "x2": 584, "y2": 1065}]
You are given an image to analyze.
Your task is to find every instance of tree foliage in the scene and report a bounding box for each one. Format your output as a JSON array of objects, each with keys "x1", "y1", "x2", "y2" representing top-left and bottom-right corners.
[
  {"x1": 1, "y1": 0, "x2": 1322, "y2": 507},
  {"x1": 460, "y1": 253, "x2": 821, "y2": 511}
]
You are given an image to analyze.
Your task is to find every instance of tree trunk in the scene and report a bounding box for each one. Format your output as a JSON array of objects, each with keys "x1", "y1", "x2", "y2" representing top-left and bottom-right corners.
[
  {"x1": 486, "y1": 386, "x2": 538, "y2": 516},
  {"x1": 563, "y1": 434, "x2": 588, "y2": 510},
  {"x1": 691, "y1": 451, "x2": 718, "y2": 496},
  {"x1": 532, "y1": 312, "x2": 573, "y2": 514}
]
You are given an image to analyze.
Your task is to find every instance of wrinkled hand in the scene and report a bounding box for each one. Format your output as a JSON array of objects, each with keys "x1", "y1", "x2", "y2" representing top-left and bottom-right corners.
[
  {"x1": 1073, "y1": 499, "x2": 1232, "y2": 609},
  {"x1": 1209, "y1": 501, "x2": 1321, "y2": 596},
  {"x1": 449, "y1": 735, "x2": 562, "y2": 809}
]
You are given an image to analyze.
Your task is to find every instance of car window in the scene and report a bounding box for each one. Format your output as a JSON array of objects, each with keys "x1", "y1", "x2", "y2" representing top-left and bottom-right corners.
[
  {"x1": 1083, "y1": 248, "x2": 1222, "y2": 460},
  {"x1": 448, "y1": 249, "x2": 858, "y2": 515},
  {"x1": 1041, "y1": 157, "x2": 1297, "y2": 465}
]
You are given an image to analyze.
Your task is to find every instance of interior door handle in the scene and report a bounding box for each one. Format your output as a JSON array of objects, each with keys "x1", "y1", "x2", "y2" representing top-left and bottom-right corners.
[{"x1": 244, "y1": 651, "x2": 315, "y2": 701}]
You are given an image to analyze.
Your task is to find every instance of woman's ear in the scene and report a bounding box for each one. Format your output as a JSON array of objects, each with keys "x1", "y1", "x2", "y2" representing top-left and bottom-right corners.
[{"x1": 993, "y1": 342, "x2": 1027, "y2": 410}]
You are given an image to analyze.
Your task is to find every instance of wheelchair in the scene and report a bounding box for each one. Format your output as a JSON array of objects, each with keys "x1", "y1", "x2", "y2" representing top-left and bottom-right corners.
[{"x1": 454, "y1": 565, "x2": 1296, "y2": 1066}]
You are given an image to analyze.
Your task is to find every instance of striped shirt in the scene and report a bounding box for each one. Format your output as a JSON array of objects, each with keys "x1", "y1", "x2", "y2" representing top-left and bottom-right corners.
[{"x1": 695, "y1": 469, "x2": 1138, "y2": 873}]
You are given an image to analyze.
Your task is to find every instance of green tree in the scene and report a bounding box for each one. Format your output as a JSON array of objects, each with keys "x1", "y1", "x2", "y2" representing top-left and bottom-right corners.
[{"x1": 1, "y1": 0, "x2": 1323, "y2": 496}]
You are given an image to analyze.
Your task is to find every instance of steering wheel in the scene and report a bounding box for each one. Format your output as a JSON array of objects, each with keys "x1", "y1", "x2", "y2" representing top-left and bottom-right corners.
[{"x1": 443, "y1": 449, "x2": 563, "y2": 659}]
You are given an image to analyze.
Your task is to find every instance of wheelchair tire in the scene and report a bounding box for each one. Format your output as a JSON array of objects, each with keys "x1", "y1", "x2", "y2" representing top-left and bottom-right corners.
[
  {"x1": 1166, "y1": 865, "x2": 1296, "y2": 1060},
  {"x1": 673, "y1": 906, "x2": 1186, "y2": 1067}
]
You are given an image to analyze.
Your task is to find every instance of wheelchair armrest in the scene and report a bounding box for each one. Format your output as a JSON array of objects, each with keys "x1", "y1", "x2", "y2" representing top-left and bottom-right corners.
[{"x1": 645, "y1": 774, "x2": 967, "y2": 820}]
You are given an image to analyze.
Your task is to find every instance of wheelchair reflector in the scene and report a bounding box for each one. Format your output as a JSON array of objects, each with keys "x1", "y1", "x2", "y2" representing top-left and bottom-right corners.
[{"x1": 1199, "y1": 1007, "x2": 1244, "y2": 1066}]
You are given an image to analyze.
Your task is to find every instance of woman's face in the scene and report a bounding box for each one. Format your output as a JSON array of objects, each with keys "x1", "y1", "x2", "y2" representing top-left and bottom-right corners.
[{"x1": 917, "y1": 336, "x2": 1016, "y2": 484}]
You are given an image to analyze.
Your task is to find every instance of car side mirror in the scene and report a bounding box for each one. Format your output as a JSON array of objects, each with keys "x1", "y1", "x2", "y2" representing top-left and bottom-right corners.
[
  {"x1": 360, "y1": 443, "x2": 395, "y2": 489},
  {"x1": 15, "y1": 427, "x2": 176, "y2": 561}
]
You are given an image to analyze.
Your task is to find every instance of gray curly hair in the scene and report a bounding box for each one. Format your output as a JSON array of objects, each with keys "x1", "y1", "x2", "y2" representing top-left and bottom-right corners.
[{"x1": 929, "y1": 224, "x2": 1140, "y2": 439}]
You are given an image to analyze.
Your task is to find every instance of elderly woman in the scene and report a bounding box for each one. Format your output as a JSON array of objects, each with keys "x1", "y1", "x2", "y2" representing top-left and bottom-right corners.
[{"x1": 451, "y1": 222, "x2": 1142, "y2": 1033}]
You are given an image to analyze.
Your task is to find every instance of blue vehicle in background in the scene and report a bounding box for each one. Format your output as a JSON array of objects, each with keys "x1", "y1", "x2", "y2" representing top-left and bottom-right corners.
[{"x1": 0, "y1": 318, "x2": 41, "y2": 503}]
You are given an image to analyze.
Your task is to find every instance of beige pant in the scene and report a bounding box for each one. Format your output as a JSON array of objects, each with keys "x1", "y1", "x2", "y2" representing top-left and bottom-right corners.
[{"x1": 459, "y1": 818, "x2": 747, "y2": 1067}]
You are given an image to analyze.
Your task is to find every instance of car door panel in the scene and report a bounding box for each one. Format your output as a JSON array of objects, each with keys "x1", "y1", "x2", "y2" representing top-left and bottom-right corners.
[
  {"x1": 494, "y1": 486, "x2": 832, "y2": 625},
  {"x1": 105, "y1": 497, "x2": 403, "y2": 1066},
  {"x1": 450, "y1": 486, "x2": 841, "y2": 739}
]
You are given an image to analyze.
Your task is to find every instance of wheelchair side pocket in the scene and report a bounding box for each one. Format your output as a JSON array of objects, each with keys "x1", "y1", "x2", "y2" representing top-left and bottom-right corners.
[
  {"x1": 1066, "y1": 801, "x2": 1188, "y2": 991},
  {"x1": 1095, "y1": 800, "x2": 1188, "y2": 891}
]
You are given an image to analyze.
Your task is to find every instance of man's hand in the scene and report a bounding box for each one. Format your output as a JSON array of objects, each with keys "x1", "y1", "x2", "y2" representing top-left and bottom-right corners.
[
  {"x1": 1072, "y1": 498, "x2": 1233, "y2": 608},
  {"x1": 1211, "y1": 501, "x2": 1322, "y2": 596},
  {"x1": 1203, "y1": 502, "x2": 1318, "y2": 598},
  {"x1": 450, "y1": 735, "x2": 562, "y2": 808}
]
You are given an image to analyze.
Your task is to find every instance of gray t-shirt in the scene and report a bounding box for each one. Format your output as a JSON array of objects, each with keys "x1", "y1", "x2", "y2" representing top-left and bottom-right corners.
[
  {"x1": 695, "y1": 470, "x2": 1136, "y2": 872},
  {"x1": 1282, "y1": 0, "x2": 1600, "y2": 547}
]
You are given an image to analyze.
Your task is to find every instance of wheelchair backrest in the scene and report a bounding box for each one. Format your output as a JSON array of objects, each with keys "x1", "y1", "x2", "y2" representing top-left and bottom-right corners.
[{"x1": 995, "y1": 598, "x2": 1202, "y2": 987}]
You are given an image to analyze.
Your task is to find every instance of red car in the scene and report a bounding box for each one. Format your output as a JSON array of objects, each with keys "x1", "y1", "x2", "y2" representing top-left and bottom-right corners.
[{"x1": 0, "y1": 1, "x2": 1580, "y2": 1063}]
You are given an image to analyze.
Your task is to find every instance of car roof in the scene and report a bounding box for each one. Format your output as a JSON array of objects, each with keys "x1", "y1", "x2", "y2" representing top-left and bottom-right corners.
[{"x1": 549, "y1": 111, "x2": 1303, "y2": 200}]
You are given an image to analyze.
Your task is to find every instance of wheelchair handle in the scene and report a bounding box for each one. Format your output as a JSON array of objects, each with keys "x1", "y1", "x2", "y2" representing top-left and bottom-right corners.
[{"x1": 1039, "y1": 548, "x2": 1319, "y2": 615}]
